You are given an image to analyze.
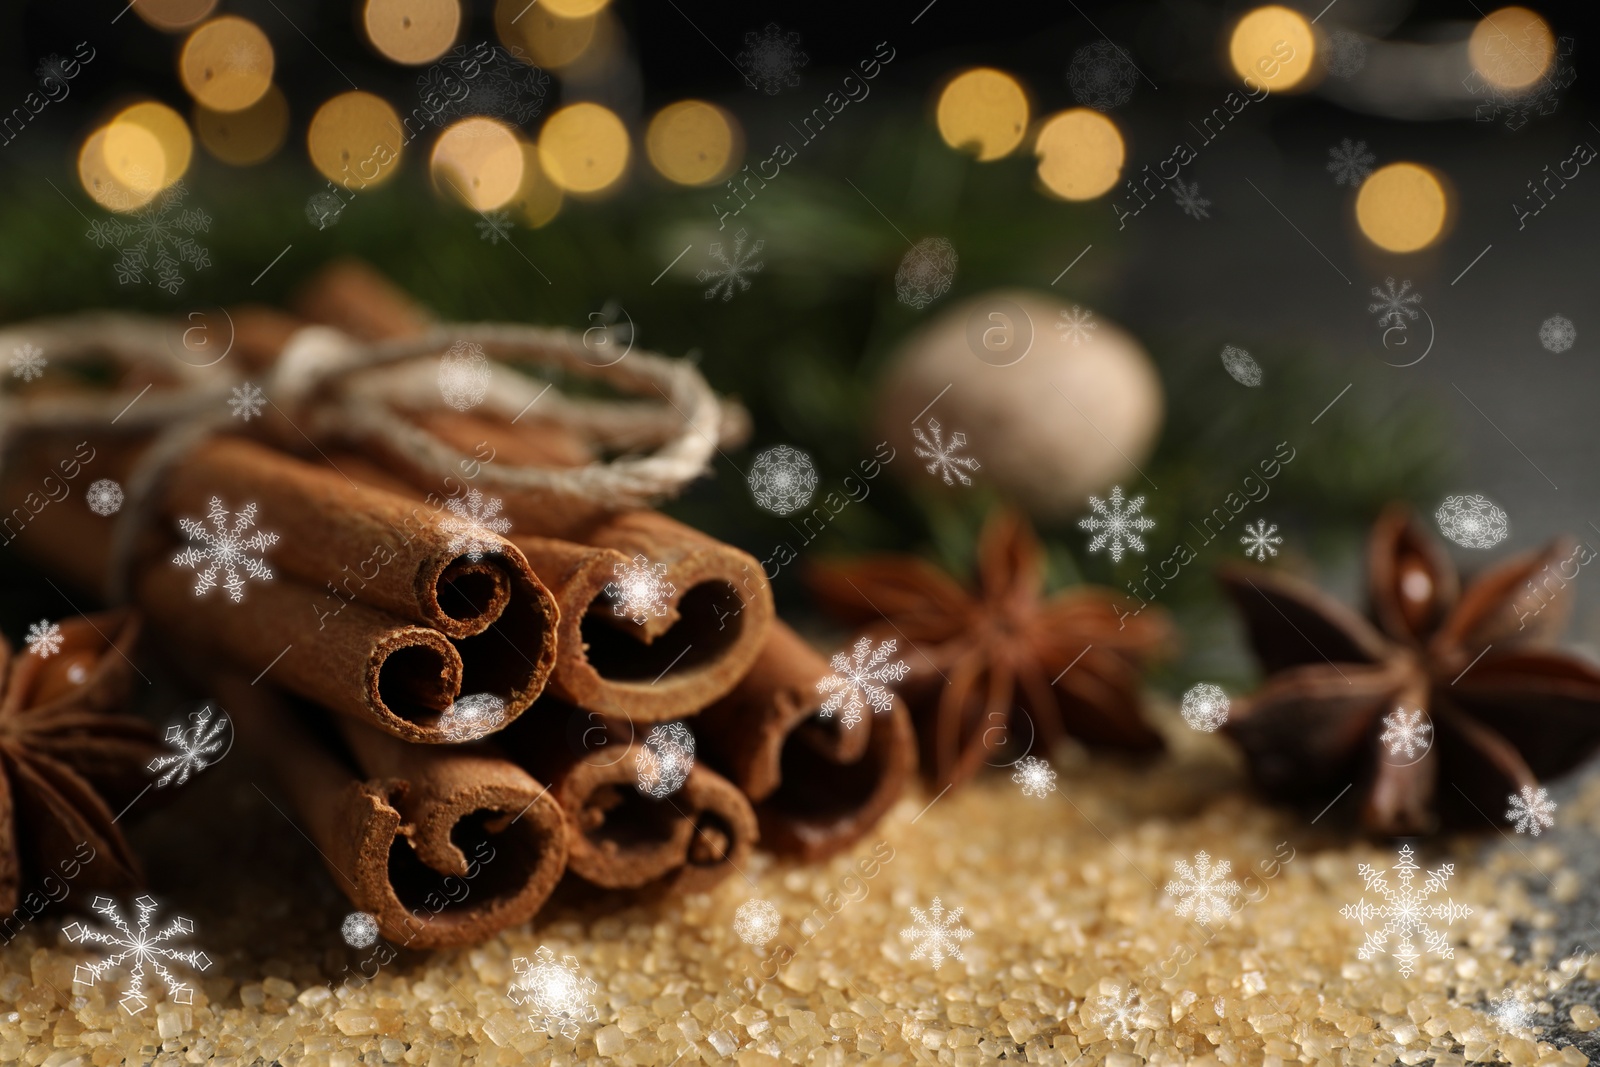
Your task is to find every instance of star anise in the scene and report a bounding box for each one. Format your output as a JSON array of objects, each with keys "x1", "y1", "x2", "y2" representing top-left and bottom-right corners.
[
  {"x1": 1221, "y1": 504, "x2": 1600, "y2": 835},
  {"x1": 0, "y1": 610, "x2": 158, "y2": 913},
  {"x1": 807, "y1": 507, "x2": 1171, "y2": 789}
]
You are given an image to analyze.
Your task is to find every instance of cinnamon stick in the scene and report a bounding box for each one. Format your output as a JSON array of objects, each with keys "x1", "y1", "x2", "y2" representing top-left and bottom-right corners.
[
  {"x1": 0, "y1": 432, "x2": 557, "y2": 743},
  {"x1": 218, "y1": 674, "x2": 567, "y2": 950},
  {"x1": 697, "y1": 621, "x2": 915, "y2": 861},
  {"x1": 495, "y1": 704, "x2": 758, "y2": 893},
  {"x1": 322, "y1": 448, "x2": 774, "y2": 722}
]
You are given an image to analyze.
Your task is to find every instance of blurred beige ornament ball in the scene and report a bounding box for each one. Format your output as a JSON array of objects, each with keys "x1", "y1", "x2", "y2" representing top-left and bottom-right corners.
[{"x1": 876, "y1": 290, "x2": 1163, "y2": 519}]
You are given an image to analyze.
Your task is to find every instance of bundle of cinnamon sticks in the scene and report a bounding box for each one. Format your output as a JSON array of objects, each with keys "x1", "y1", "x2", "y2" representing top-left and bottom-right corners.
[{"x1": 0, "y1": 263, "x2": 914, "y2": 948}]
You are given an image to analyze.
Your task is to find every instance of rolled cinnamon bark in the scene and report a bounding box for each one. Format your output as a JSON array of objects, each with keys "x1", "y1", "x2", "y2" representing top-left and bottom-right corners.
[
  {"x1": 697, "y1": 621, "x2": 916, "y2": 861},
  {"x1": 321, "y1": 450, "x2": 774, "y2": 722},
  {"x1": 218, "y1": 674, "x2": 567, "y2": 950},
  {"x1": 495, "y1": 704, "x2": 758, "y2": 893},
  {"x1": 0, "y1": 432, "x2": 557, "y2": 743}
]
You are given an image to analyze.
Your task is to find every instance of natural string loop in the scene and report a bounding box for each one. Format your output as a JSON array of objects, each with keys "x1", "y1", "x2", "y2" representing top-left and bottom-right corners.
[{"x1": 0, "y1": 312, "x2": 740, "y2": 603}]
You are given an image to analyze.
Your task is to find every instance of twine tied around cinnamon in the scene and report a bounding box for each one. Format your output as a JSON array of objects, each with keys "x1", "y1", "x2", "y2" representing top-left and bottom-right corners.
[{"x1": 0, "y1": 312, "x2": 747, "y2": 603}]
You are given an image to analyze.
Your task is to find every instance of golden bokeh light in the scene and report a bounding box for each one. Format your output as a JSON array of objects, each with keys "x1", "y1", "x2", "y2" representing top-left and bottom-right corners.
[
  {"x1": 195, "y1": 83, "x2": 289, "y2": 165},
  {"x1": 1356, "y1": 162, "x2": 1449, "y2": 253},
  {"x1": 432, "y1": 117, "x2": 525, "y2": 211},
  {"x1": 1468, "y1": 7, "x2": 1555, "y2": 90},
  {"x1": 180, "y1": 16, "x2": 275, "y2": 112},
  {"x1": 1228, "y1": 6, "x2": 1316, "y2": 91},
  {"x1": 113, "y1": 102, "x2": 192, "y2": 187},
  {"x1": 1034, "y1": 109, "x2": 1125, "y2": 201},
  {"x1": 364, "y1": 0, "x2": 461, "y2": 65},
  {"x1": 495, "y1": 0, "x2": 597, "y2": 70},
  {"x1": 935, "y1": 68, "x2": 1029, "y2": 161},
  {"x1": 511, "y1": 143, "x2": 563, "y2": 227},
  {"x1": 134, "y1": 0, "x2": 218, "y2": 32},
  {"x1": 538, "y1": 103, "x2": 629, "y2": 195},
  {"x1": 79, "y1": 126, "x2": 163, "y2": 212},
  {"x1": 308, "y1": 91, "x2": 404, "y2": 190},
  {"x1": 541, "y1": 0, "x2": 609, "y2": 16},
  {"x1": 645, "y1": 101, "x2": 739, "y2": 186}
]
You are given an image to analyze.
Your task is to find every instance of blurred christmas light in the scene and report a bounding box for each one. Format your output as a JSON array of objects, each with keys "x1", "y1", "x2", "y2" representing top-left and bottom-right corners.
[
  {"x1": 363, "y1": 0, "x2": 462, "y2": 66},
  {"x1": 308, "y1": 91, "x2": 404, "y2": 190},
  {"x1": 432, "y1": 117, "x2": 525, "y2": 211},
  {"x1": 1034, "y1": 108, "x2": 1124, "y2": 201},
  {"x1": 195, "y1": 84, "x2": 289, "y2": 166},
  {"x1": 1228, "y1": 6, "x2": 1316, "y2": 91},
  {"x1": 496, "y1": 0, "x2": 598, "y2": 70},
  {"x1": 134, "y1": 0, "x2": 218, "y2": 32},
  {"x1": 1356, "y1": 163, "x2": 1448, "y2": 253},
  {"x1": 936, "y1": 68, "x2": 1029, "y2": 161},
  {"x1": 542, "y1": 0, "x2": 609, "y2": 15},
  {"x1": 1468, "y1": 7, "x2": 1555, "y2": 90},
  {"x1": 180, "y1": 16, "x2": 275, "y2": 112},
  {"x1": 645, "y1": 101, "x2": 740, "y2": 187},
  {"x1": 79, "y1": 126, "x2": 163, "y2": 211},
  {"x1": 113, "y1": 102, "x2": 192, "y2": 187},
  {"x1": 538, "y1": 103, "x2": 629, "y2": 195},
  {"x1": 510, "y1": 143, "x2": 563, "y2": 227}
]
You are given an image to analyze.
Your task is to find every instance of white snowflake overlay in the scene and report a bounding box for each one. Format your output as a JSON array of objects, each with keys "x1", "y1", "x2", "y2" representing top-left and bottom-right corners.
[
  {"x1": 25, "y1": 619, "x2": 63, "y2": 659},
  {"x1": 1324, "y1": 30, "x2": 1367, "y2": 79},
  {"x1": 228, "y1": 382, "x2": 266, "y2": 421},
  {"x1": 1180, "y1": 682, "x2": 1229, "y2": 733},
  {"x1": 1166, "y1": 851, "x2": 1242, "y2": 925},
  {"x1": 148, "y1": 704, "x2": 230, "y2": 787},
  {"x1": 605, "y1": 554, "x2": 676, "y2": 626},
  {"x1": 1240, "y1": 519, "x2": 1283, "y2": 561},
  {"x1": 440, "y1": 488, "x2": 512, "y2": 562},
  {"x1": 437, "y1": 340, "x2": 492, "y2": 411},
  {"x1": 1379, "y1": 708, "x2": 1433, "y2": 760},
  {"x1": 10, "y1": 342, "x2": 46, "y2": 382},
  {"x1": 816, "y1": 637, "x2": 909, "y2": 728},
  {"x1": 1095, "y1": 986, "x2": 1144, "y2": 1040},
  {"x1": 1171, "y1": 178, "x2": 1211, "y2": 220},
  {"x1": 636, "y1": 721, "x2": 695, "y2": 799},
  {"x1": 86, "y1": 478, "x2": 124, "y2": 516},
  {"x1": 699, "y1": 229, "x2": 764, "y2": 301},
  {"x1": 417, "y1": 44, "x2": 550, "y2": 128},
  {"x1": 1485, "y1": 987, "x2": 1537, "y2": 1033},
  {"x1": 341, "y1": 912, "x2": 380, "y2": 949},
  {"x1": 1056, "y1": 305, "x2": 1097, "y2": 346},
  {"x1": 438, "y1": 693, "x2": 506, "y2": 742},
  {"x1": 1435, "y1": 494, "x2": 1509, "y2": 550},
  {"x1": 747, "y1": 444, "x2": 817, "y2": 515},
  {"x1": 1539, "y1": 314, "x2": 1576, "y2": 353},
  {"x1": 1079, "y1": 485, "x2": 1155, "y2": 563},
  {"x1": 509, "y1": 947, "x2": 599, "y2": 1039},
  {"x1": 1369, "y1": 277, "x2": 1422, "y2": 330},
  {"x1": 1463, "y1": 33, "x2": 1575, "y2": 131},
  {"x1": 1327, "y1": 138, "x2": 1375, "y2": 186},
  {"x1": 1220, "y1": 345, "x2": 1262, "y2": 387},
  {"x1": 900, "y1": 897, "x2": 973, "y2": 970},
  {"x1": 1340, "y1": 845, "x2": 1472, "y2": 978},
  {"x1": 1506, "y1": 785, "x2": 1556, "y2": 835},
  {"x1": 63, "y1": 895, "x2": 213, "y2": 1015},
  {"x1": 895, "y1": 237, "x2": 958, "y2": 310},
  {"x1": 1011, "y1": 755, "x2": 1057, "y2": 798},
  {"x1": 476, "y1": 210, "x2": 513, "y2": 245},
  {"x1": 1068, "y1": 40, "x2": 1138, "y2": 111},
  {"x1": 733, "y1": 899, "x2": 782, "y2": 948},
  {"x1": 736, "y1": 23, "x2": 808, "y2": 95},
  {"x1": 172, "y1": 498, "x2": 279, "y2": 603},
  {"x1": 912, "y1": 418, "x2": 981, "y2": 487},
  {"x1": 86, "y1": 180, "x2": 212, "y2": 295},
  {"x1": 305, "y1": 190, "x2": 344, "y2": 230}
]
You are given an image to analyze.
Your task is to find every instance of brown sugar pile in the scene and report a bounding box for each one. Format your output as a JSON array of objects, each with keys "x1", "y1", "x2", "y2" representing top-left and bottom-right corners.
[{"x1": 2, "y1": 727, "x2": 1597, "y2": 1066}]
